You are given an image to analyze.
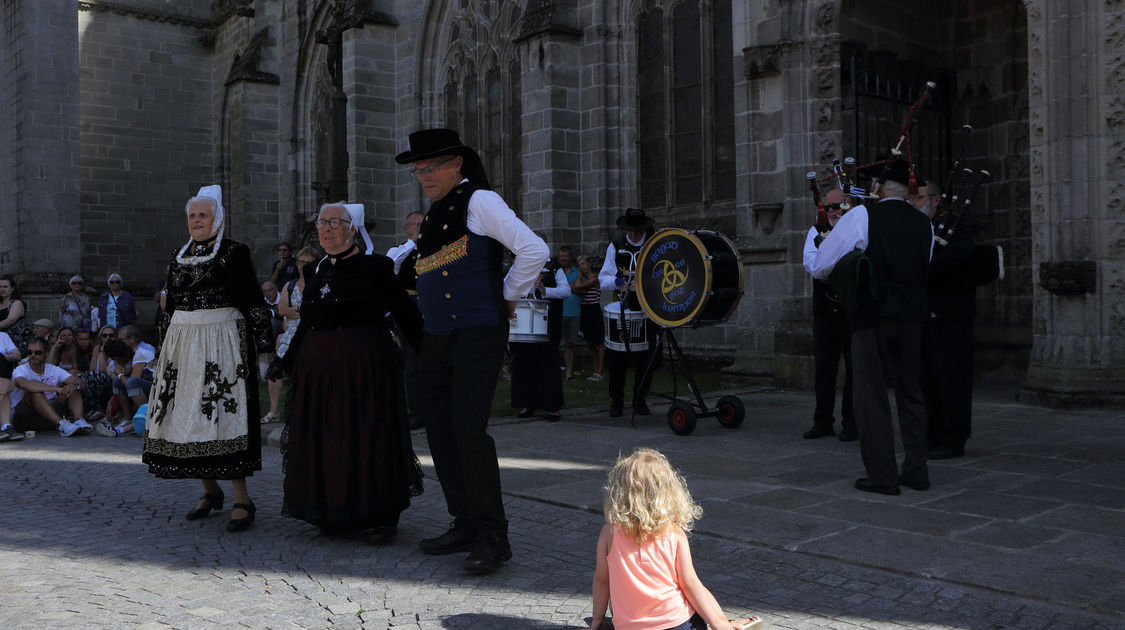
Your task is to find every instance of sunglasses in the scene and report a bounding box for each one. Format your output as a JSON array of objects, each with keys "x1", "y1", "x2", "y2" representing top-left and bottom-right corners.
[
  {"x1": 109, "y1": 280, "x2": 122, "y2": 284},
  {"x1": 825, "y1": 203, "x2": 843, "y2": 210},
  {"x1": 71, "y1": 282, "x2": 85, "y2": 286},
  {"x1": 101, "y1": 333, "x2": 114, "y2": 338},
  {"x1": 28, "y1": 349, "x2": 45, "y2": 355}
]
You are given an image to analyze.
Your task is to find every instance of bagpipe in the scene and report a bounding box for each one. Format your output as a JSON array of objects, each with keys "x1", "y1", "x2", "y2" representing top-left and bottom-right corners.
[{"x1": 804, "y1": 80, "x2": 1003, "y2": 284}]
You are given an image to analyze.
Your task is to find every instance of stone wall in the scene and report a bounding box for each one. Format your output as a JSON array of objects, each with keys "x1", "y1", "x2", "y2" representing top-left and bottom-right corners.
[
  {"x1": 77, "y1": 4, "x2": 214, "y2": 290},
  {"x1": 1, "y1": 0, "x2": 82, "y2": 291}
]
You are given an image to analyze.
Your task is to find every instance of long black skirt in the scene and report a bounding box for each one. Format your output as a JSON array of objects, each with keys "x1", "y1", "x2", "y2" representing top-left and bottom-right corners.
[{"x1": 282, "y1": 326, "x2": 423, "y2": 528}]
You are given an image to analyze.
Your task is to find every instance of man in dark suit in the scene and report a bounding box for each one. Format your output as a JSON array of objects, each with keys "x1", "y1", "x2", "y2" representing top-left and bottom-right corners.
[
  {"x1": 914, "y1": 180, "x2": 976, "y2": 459},
  {"x1": 809, "y1": 161, "x2": 934, "y2": 495}
]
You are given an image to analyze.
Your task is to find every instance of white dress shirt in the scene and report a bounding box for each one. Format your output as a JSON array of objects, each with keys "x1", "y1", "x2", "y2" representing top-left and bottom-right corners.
[
  {"x1": 808, "y1": 199, "x2": 935, "y2": 281},
  {"x1": 386, "y1": 239, "x2": 417, "y2": 275},
  {"x1": 536, "y1": 268, "x2": 572, "y2": 300},
  {"x1": 461, "y1": 182, "x2": 550, "y2": 302},
  {"x1": 802, "y1": 226, "x2": 822, "y2": 277}
]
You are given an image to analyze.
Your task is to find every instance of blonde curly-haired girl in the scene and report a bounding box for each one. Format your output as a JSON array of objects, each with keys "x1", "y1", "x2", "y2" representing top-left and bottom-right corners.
[{"x1": 588, "y1": 448, "x2": 761, "y2": 630}]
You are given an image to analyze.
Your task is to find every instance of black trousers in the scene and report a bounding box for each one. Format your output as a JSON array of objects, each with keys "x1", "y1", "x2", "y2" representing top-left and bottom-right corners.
[
  {"x1": 606, "y1": 344, "x2": 660, "y2": 409},
  {"x1": 850, "y1": 322, "x2": 928, "y2": 487},
  {"x1": 420, "y1": 324, "x2": 508, "y2": 534},
  {"x1": 921, "y1": 318, "x2": 974, "y2": 449},
  {"x1": 509, "y1": 341, "x2": 563, "y2": 411},
  {"x1": 813, "y1": 314, "x2": 855, "y2": 431}
]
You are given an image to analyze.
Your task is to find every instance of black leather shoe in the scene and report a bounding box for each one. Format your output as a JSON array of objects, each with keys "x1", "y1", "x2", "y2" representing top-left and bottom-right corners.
[
  {"x1": 226, "y1": 502, "x2": 256, "y2": 532},
  {"x1": 929, "y1": 445, "x2": 965, "y2": 460},
  {"x1": 185, "y1": 490, "x2": 225, "y2": 521},
  {"x1": 462, "y1": 532, "x2": 512, "y2": 574},
  {"x1": 634, "y1": 402, "x2": 651, "y2": 416},
  {"x1": 898, "y1": 472, "x2": 931, "y2": 491},
  {"x1": 608, "y1": 406, "x2": 623, "y2": 418},
  {"x1": 854, "y1": 478, "x2": 901, "y2": 496},
  {"x1": 802, "y1": 425, "x2": 835, "y2": 439},
  {"x1": 420, "y1": 523, "x2": 476, "y2": 555},
  {"x1": 517, "y1": 408, "x2": 536, "y2": 419},
  {"x1": 368, "y1": 525, "x2": 397, "y2": 546},
  {"x1": 838, "y1": 426, "x2": 858, "y2": 442}
]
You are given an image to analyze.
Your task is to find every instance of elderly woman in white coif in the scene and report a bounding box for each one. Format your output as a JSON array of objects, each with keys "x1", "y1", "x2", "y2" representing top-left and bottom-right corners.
[
  {"x1": 58, "y1": 275, "x2": 92, "y2": 331},
  {"x1": 142, "y1": 184, "x2": 274, "y2": 533},
  {"x1": 272, "y1": 202, "x2": 424, "y2": 543}
]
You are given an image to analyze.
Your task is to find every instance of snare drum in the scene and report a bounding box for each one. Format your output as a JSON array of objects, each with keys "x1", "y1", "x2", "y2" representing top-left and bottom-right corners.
[
  {"x1": 603, "y1": 301, "x2": 649, "y2": 352},
  {"x1": 509, "y1": 298, "x2": 550, "y2": 343}
]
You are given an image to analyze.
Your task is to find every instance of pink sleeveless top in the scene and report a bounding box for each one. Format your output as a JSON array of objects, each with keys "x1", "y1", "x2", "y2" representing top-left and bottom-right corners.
[{"x1": 607, "y1": 526, "x2": 693, "y2": 630}]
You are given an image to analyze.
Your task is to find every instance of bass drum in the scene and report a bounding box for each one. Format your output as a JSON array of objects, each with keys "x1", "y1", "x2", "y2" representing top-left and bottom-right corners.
[{"x1": 636, "y1": 228, "x2": 744, "y2": 328}]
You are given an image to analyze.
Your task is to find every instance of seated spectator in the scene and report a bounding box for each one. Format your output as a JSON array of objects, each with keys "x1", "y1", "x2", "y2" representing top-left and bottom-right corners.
[
  {"x1": 0, "y1": 274, "x2": 33, "y2": 355},
  {"x1": 0, "y1": 331, "x2": 23, "y2": 442},
  {"x1": 10, "y1": 337, "x2": 92, "y2": 436},
  {"x1": 59, "y1": 275, "x2": 92, "y2": 331},
  {"x1": 99, "y1": 337, "x2": 152, "y2": 437},
  {"x1": 98, "y1": 273, "x2": 138, "y2": 330},
  {"x1": 31, "y1": 319, "x2": 56, "y2": 350},
  {"x1": 47, "y1": 327, "x2": 79, "y2": 372},
  {"x1": 74, "y1": 328, "x2": 114, "y2": 420}
]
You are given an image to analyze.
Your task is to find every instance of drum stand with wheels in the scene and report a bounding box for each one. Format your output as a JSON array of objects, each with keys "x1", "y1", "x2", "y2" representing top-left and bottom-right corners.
[{"x1": 634, "y1": 326, "x2": 746, "y2": 435}]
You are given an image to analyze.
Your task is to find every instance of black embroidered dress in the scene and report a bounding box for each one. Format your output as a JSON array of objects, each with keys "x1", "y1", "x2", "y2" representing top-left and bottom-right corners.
[
  {"x1": 281, "y1": 252, "x2": 424, "y2": 529},
  {"x1": 142, "y1": 238, "x2": 271, "y2": 479}
]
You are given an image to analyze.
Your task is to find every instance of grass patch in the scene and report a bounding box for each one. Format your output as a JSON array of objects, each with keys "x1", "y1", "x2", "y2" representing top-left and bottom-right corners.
[{"x1": 260, "y1": 359, "x2": 727, "y2": 424}]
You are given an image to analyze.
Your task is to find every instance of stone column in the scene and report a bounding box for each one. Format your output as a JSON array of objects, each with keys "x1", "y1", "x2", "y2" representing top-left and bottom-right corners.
[
  {"x1": 1022, "y1": 1, "x2": 1125, "y2": 405},
  {"x1": 341, "y1": 18, "x2": 399, "y2": 253},
  {"x1": 515, "y1": 6, "x2": 583, "y2": 246},
  {"x1": 221, "y1": 26, "x2": 281, "y2": 274},
  {"x1": 0, "y1": 0, "x2": 81, "y2": 292}
]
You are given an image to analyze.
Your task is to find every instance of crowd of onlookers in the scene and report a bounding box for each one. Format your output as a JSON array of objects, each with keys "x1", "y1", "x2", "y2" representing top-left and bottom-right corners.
[
  {"x1": 0, "y1": 272, "x2": 161, "y2": 442},
  {"x1": 0, "y1": 237, "x2": 617, "y2": 444}
]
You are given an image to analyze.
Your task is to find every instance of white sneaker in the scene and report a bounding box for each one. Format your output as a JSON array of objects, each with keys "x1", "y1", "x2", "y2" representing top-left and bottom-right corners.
[
  {"x1": 58, "y1": 419, "x2": 79, "y2": 437},
  {"x1": 94, "y1": 422, "x2": 118, "y2": 438},
  {"x1": 72, "y1": 418, "x2": 93, "y2": 435}
]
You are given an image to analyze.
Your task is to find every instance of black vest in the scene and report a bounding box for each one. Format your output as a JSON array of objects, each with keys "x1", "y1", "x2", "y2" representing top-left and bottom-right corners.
[
  {"x1": 612, "y1": 235, "x2": 644, "y2": 310},
  {"x1": 863, "y1": 200, "x2": 932, "y2": 324}
]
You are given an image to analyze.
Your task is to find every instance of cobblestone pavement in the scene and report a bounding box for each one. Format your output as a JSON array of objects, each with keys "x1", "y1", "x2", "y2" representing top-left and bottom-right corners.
[{"x1": 1, "y1": 386, "x2": 1123, "y2": 629}]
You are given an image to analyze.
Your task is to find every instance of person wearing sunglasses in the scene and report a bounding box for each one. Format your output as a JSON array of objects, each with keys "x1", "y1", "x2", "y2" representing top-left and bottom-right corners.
[
  {"x1": 142, "y1": 184, "x2": 273, "y2": 533},
  {"x1": 97, "y1": 273, "x2": 137, "y2": 330},
  {"x1": 58, "y1": 275, "x2": 92, "y2": 332},
  {"x1": 10, "y1": 337, "x2": 91, "y2": 437},
  {"x1": 800, "y1": 187, "x2": 857, "y2": 443}
]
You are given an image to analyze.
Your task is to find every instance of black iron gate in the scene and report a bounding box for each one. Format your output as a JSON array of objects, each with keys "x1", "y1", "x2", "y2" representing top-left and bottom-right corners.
[{"x1": 841, "y1": 44, "x2": 955, "y2": 187}]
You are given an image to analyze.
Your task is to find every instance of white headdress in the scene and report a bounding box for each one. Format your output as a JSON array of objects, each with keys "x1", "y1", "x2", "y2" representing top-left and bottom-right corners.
[
  {"x1": 343, "y1": 203, "x2": 374, "y2": 255},
  {"x1": 176, "y1": 184, "x2": 225, "y2": 265}
]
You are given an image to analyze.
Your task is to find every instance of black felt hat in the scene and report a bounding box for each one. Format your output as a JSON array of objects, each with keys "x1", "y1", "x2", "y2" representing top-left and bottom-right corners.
[
  {"x1": 616, "y1": 208, "x2": 654, "y2": 230},
  {"x1": 395, "y1": 128, "x2": 491, "y2": 189}
]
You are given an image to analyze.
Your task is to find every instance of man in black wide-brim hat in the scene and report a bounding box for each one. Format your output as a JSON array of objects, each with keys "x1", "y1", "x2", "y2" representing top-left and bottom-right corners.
[
  {"x1": 395, "y1": 128, "x2": 548, "y2": 574},
  {"x1": 597, "y1": 208, "x2": 660, "y2": 418},
  {"x1": 808, "y1": 159, "x2": 934, "y2": 497}
]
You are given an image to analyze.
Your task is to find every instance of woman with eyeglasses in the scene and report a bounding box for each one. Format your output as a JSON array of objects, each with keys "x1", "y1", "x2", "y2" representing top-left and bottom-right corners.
[
  {"x1": 97, "y1": 274, "x2": 138, "y2": 330},
  {"x1": 58, "y1": 275, "x2": 92, "y2": 331},
  {"x1": 270, "y1": 202, "x2": 423, "y2": 544},
  {"x1": 0, "y1": 275, "x2": 33, "y2": 355},
  {"x1": 142, "y1": 185, "x2": 273, "y2": 533}
]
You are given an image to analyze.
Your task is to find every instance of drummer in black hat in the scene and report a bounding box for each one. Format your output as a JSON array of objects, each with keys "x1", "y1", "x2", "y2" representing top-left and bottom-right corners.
[
  {"x1": 395, "y1": 128, "x2": 548, "y2": 574},
  {"x1": 808, "y1": 159, "x2": 935, "y2": 496},
  {"x1": 597, "y1": 208, "x2": 660, "y2": 418}
]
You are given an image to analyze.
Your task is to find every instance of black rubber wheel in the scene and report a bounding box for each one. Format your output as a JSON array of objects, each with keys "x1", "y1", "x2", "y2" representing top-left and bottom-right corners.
[
  {"x1": 715, "y1": 395, "x2": 745, "y2": 428},
  {"x1": 667, "y1": 401, "x2": 697, "y2": 436}
]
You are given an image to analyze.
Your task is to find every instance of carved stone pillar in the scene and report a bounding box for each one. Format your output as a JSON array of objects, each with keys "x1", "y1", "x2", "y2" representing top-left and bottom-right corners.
[{"x1": 1021, "y1": 1, "x2": 1125, "y2": 405}]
